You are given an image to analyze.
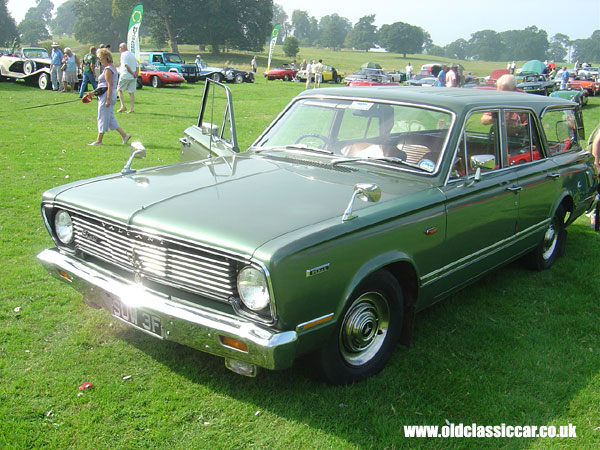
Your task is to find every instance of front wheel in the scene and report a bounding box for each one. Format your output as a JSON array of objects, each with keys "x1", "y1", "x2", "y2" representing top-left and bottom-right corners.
[
  {"x1": 526, "y1": 205, "x2": 566, "y2": 270},
  {"x1": 234, "y1": 74, "x2": 244, "y2": 84},
  {"x1": 315, "y1": 270, "x2": 403, "y2": 384},
  {"x1": 283, "y1": 74, "x2": 290, "y2": 81},
  {"x1": 151, "y1": 76, "x2": 162, "y2": 88},
  {"x1": 38, "y1": 72, "x2": 51, "y2": 90}
]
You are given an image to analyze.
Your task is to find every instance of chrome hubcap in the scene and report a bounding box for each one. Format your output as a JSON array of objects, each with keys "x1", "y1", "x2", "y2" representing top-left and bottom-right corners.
[
  {"x1": 542, "y1": 223, "x2": 557, "y2": 261},
  {"x1": 339, "y1": 292, "x2": 389, "y2": 367}
]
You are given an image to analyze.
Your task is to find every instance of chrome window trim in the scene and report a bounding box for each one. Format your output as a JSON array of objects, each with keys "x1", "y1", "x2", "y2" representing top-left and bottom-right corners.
[{"x1": 252, "y1": 94, "x2": 456, "y2": 177}]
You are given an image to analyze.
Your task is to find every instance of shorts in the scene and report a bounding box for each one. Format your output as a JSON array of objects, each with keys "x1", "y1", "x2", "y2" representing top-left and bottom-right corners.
[
  {"x1": 315, "y1": 73, "x2": 323, "y2": 83},
  {"x1": 117, "y1": 77, "x2": 137, "y2": 93}
]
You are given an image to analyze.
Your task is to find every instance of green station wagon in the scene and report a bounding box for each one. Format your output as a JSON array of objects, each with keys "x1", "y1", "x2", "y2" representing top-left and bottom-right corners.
[{"x1": 38, "y1": 82, "x2": 599, "y2": 384}]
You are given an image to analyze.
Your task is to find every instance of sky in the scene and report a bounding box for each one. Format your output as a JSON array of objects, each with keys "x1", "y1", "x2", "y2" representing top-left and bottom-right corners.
[{"x1": 6, "y1": 0, "x2": 600, "y2": 46}]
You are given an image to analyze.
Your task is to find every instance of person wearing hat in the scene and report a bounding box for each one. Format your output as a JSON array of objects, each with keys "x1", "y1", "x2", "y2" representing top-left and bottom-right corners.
[
  {"x1": 194, "y1": 54, "x2": 204, "y2": 68},
  {"x1": 50, "y1": 42, "x2": 63, "y2": 91}
]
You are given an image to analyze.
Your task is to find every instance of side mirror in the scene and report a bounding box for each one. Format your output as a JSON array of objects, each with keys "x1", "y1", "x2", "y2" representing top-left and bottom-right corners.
[
  {"x1": 122, "y1": 142, "x2": 146, "y2": 175},
  {"x1": 470, "y1": 154, "x2": 495, "y2": 182},
  {"x1": 342, "y1": 183, "x2": 382, "y2": 222}
]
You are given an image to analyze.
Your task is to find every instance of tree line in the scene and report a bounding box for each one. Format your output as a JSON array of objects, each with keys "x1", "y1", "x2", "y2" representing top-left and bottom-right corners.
[{"x1": 1, "y1": 0, "x2": 599, "y2": 63}]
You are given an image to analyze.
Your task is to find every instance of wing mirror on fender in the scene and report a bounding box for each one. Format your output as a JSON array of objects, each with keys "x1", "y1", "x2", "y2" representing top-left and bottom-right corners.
[
  {"x1": 122, "y1": 142, "x2": 146, "y2": 175},
  {"x1": 342, "y1": 183, "x2": 382, "y2": 222}
]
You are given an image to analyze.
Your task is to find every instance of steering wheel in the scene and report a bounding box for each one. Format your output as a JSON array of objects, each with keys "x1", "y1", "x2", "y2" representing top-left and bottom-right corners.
[{"x1": 295, "y1": 133, "x2": 329, "y2": 148}]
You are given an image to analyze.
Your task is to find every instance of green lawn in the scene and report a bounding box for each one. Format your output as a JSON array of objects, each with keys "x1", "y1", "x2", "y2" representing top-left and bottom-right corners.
[{"x1": 1, "y1": 71, "x2": 600, "y2": 449}]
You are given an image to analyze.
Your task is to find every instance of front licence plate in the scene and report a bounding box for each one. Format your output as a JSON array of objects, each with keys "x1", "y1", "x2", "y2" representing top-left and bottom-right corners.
[{"x1": 112, "y1": 299, "x2": 163, "y2": 338}]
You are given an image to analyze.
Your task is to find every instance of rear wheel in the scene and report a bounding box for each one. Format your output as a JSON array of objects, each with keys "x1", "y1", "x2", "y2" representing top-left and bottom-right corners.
[
  {"x1": 234, "y1": 74, "x2": 244, "y2": 84},
  {"x1": 526, "y1": 205, "x2": 566, "y2": 270},
  {"x1": 314, "y1": 270, "x2": 403, "y2": 384},
  {"x1": 283, "y1": 74, "x2": 290, "y2": 81},
  {"x1": 211, "y1": 72, "x2": 223, "y2": 83},
  {"x1": 38, "y1": 72, "x2": 51, "y2": 90},
  {"x1": 151, "y1": 75, "x2": 162, "y2": 88}
]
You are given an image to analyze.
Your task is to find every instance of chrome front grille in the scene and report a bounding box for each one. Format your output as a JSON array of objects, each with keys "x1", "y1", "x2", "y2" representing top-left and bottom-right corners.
[{"x1": 70, "y1": 213, "x2": 238, "y2": 301}]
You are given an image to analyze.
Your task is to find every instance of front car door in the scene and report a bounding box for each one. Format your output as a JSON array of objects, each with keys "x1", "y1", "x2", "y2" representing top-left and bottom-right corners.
[
  {"x1": 179, "y1": 79, "x2": 239, "y2": 161},
  {"x1": 433, "y1": 109, "x2": 519, "y2": 298}
]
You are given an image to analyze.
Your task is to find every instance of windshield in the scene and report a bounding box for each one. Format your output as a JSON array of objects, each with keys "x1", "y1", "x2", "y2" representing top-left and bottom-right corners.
[
  {"x1": 253, "y1": 98, "x2": 453, "y2": 173},
  {"x1": 23, "y1": 48, "x2": 49, "y2": 58},
  {"x1": 164, "y1": 53, "x2": 184, "y2": 63}
]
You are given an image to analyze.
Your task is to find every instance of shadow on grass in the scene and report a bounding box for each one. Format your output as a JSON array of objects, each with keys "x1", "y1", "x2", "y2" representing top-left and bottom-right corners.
[{"x1": 114, "y1": 220, "x2": 600, "y2": 448}]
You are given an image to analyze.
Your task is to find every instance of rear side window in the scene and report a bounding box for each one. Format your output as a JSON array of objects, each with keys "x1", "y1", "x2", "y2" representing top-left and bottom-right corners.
[{"x1": 542, "y1": 109, "x2": 581, "y2": 155}]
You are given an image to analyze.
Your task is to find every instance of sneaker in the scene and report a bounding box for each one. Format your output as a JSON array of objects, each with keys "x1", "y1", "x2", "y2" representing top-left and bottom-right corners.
[
  {"x1": 88, "y1": 141, "x2": 103, "y2": 146},
  {"x1": 122, "y1": 134, "x2": 131, "y2": 145}
]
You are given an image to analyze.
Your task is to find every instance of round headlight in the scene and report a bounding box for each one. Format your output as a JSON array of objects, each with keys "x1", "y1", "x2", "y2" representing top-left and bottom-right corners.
[
  {"x1": 54, "y1": 210, "x2": 74, "y2": 244},
  {"x1": 237, "y1": 266, "x2": 270, "y2": 311}
]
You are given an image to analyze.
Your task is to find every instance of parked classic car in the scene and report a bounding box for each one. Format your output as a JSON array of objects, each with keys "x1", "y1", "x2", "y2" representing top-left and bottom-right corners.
[
  {"x1": 264, "y1": 64, "x2": 297, "y2": 81},
  {"x1": 344, "y1": 68, "x2": 392, "y2": 85},
  {"x1": 38, "y1": 83, "x2": 598, "y2": 384},
  {"x1": 404, "y1": 76, "x2": 438, "y2": 87},
  {"x1": 0, "y1": 47, "x2": 52, "y2": 89},
  {"x1": 136, "y1": 63, "x2": 185, "y2": 88},
  {"x1": 550, "y1": 82, "x2": 588, "y2": 107},
  {"x1": 296, "y1": 64, "x2": 343, "y2": 83},
  {"x1": 139, "y1": 51, "x2": 199, "y2": 83},
  {"x1": 569, "y1": 77, "x2": 600, "y2": 96},
  {"x1": 516, "y1": 73, "x2": 555, "y2": 96},
  {"x1": 223, "y1": 67, "x2": 254, "y2": 84}
]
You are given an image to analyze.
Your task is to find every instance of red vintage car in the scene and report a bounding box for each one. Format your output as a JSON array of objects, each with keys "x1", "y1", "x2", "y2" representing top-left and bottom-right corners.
[
  {"x1": 346, "y1": 80, "x2": 399, "y2": 87},
  {"x1": 136, "y1": 63, "x2": 185, "y2": 88},
  {"x1": 569, "y1": 78, "x2": 600, "y2": 96},
  {"x1": 264, "y1": 64, "x2": 297, "y2": 81}
]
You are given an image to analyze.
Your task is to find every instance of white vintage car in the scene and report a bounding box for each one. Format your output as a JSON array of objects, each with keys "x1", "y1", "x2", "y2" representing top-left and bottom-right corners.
[{"x1": 0, "y1": 47, "x2": 53, "y2": 89}]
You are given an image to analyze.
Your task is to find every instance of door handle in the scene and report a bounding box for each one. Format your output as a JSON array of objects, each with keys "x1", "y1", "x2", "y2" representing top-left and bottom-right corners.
[
  {"x1": 506, "y1": 185, "x2": 522, "y2": 192},
  {"x1": 179, "y1": 137, "x2": 190, "y2": 146},
  {"x1": 547, "y1": 172, "x2": 560, "y2": 180}
]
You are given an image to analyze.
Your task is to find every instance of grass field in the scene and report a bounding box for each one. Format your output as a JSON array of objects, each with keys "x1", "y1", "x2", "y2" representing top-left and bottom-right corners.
[{"x1": 1, "y1": 67, "x2": 600, "y2": 449}]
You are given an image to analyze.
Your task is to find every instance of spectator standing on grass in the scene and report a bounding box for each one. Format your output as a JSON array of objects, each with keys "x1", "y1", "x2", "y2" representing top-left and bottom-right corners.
[
  {"x1": 251, "y1": 56, "x2": 257, "y2": 73},
  {"x1": 305, "y1": 60, "x2": 313, "y2": 89},
  {"x1": 561, "y1": 67, "x2": 569, "y2": 90},
  {"x1": 587, "y1": 122, "x2": 600, "y2": 229},
  {"x1": 50, "y1": 42, "x2": 63, "y2": 91},
  {"x1": 79, "y1": 46, "x2": 97, "y2": 98},
  {"x1": 445, "y1": 66, "x2": 457, "y2": 87},
  {"x1": 117, "y1": 43, "x2": 138, "y2": 114},
  {"x1": 195, "y1": 54, "x2": 204, "y2": 68},
  {"x1": 405, "y1": 62, "x2": 412, "y2": 79},
  {"x1": 61, "y1": 48, "x2": 79, "y2": 93},
  {"x1": 88, "y1": 48, "x2": 131, "y2": 147},
  {"x1": 436, "y1": 65, "x2": 446, "y2": 87},
  {"x1": 314, "y1": 59, "x2": 324, "y2": 88},
  {"x1": 300, "y1": 59, "x2": 307, "y2": 71}
]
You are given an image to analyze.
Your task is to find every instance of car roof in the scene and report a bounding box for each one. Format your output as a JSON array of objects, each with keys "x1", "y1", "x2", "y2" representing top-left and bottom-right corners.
[{"x1": 299, "y1": 86, "x2": 576, "y2": 114}]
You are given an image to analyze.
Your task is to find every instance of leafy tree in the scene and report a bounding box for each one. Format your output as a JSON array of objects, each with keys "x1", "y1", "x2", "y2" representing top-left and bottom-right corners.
[
  {"x1": 18, "y1": 19, "x2": 51, "y2": 45},
  {"x1": 51, "y1": 0, "x2": 77, "y2": 35},
  {"x1": 282, "y1": 36, "x2": 299, "y2": 57},
  {"x1": 24, "y1": 0, "x2": 55, "y2": 24},
  {"x1": 428, "y1": 44, "x2": 445, "y2": 57},
  {"x1": 0, "y1": 0, "x2": 19, "y2": 47},
  {"x1": 500, "y1": 26, "x2": 548, "y2": 61},
  {"x1": 346, "y1": 15, "x2": 376, "y2": 51},
  {"x1": 291, "y1": 9, "x2": 311, "y2": 41},
  {"x1": 444, "y1": 38, "x2": 468, "y2": 60},
  {"x1": 572, "y1": 30, "x2": 600, "y2": 63},
  {"x1": 72, "y1": 0, "x2": 127, "y2": 47},
  {"x1": 548, "y1": 33, "x2": 569, "y2": 62},
  {"x1": 272, "y1": 3, "x2": 289, "y2": 42},
  {"x1": 467, "y1": 29, "x2": 504, "y2": 61},
  {"x1": 378, "y1": 22, "x2": 425, "y2": 57},
  {"x1": 318, "y1": 14, "x2": 350, "y2": 50}
]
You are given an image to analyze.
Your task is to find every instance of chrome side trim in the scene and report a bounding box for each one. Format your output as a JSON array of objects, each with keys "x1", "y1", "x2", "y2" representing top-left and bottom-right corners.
[{"x1": 420, "y1": 219, "x2": 550, "y2": 287}]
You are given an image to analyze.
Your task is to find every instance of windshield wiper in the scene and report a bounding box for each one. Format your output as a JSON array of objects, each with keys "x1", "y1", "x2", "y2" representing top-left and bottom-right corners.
[
  {"x1": 252, "y1": 144, "x2": 333, "y2": 155},
  {"x1": 332, "y1": 156, "x2": 431, "y2": 172}
]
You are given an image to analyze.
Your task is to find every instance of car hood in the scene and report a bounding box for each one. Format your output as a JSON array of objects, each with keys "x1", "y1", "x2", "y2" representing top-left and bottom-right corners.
[{"x1": 47, "y1": 153, "x2": 436, "y2": 257}]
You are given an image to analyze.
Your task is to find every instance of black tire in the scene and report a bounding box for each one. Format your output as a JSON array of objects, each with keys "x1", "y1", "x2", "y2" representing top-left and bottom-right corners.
[
  {"x1": 234, "y1": 74, "x2": 244, "y2": 84},
  {"x1": 211, "y1": 72, "x2": 223, "y2": 83},
  {"x1": 526, "y1": 205, "x2": 566, "y2": 270},
  {"x1": 151, "y1": 75, "x2": 162, "y2": 88},
  {"x1": 336, "y1": 75, "x2": 342, "y2": 84},
  {"x1": 136, "y1": 77, "x2": 143, "y2": 89},
  {"x1": 38, "y1": 72, "x2": 51, "y2": 90},
  {"x1": 314, "y1": 270, "x2": 404, "y2": 384},
  {"x1": 283, "y1": 74, "x2": 290, "y2": 81}
]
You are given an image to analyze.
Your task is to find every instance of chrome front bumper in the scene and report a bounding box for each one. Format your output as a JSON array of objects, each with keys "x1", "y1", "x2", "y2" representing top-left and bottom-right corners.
[{"x1": 37, "y1": 248, "x2": 298, "y2": 371}]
